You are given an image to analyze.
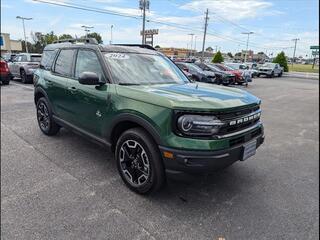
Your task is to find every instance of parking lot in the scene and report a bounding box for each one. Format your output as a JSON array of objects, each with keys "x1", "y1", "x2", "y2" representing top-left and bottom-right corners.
[{"x1": 1, "y1": 77, "x2": 319, "y2": 239}]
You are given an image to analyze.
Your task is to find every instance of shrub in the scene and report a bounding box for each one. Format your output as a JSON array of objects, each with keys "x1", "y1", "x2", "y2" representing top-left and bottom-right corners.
[
  {"x1": 212, "y1": 51, "x2": 224, "y2": 63},
  {"x1": 273, "y1": 51, "x2": 288, "y2": 72}
]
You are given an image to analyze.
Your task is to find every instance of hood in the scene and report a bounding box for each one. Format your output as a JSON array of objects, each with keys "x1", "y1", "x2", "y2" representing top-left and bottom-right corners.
[
  {"x1": 116, "y1": 82, "x2": 260, "y2": 111},
  {"x1": 259, "y1": 67, "x2": 272, "y2": 70}
]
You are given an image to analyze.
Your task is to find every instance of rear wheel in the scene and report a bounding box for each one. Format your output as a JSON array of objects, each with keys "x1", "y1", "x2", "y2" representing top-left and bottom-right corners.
[
  {"x1": 115, "y1": 128, "x2": 165, "y2": 194},
  {"x1": 36, "y1": 97, "x2": 60, "y2": 136}
]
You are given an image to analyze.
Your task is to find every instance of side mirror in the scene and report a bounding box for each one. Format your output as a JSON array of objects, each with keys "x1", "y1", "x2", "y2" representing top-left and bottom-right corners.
[{"x1": 78, "y1": 72, "x2": 101, "y2": 85}]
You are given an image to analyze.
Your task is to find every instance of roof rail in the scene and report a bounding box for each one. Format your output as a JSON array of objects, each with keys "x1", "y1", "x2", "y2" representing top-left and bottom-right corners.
[
  {"x1": 112, "y1": 44, "x2": 156, "y2": 51},
  {"x1": 52, "y1": 38, "x2": 98, "y2": 44}
]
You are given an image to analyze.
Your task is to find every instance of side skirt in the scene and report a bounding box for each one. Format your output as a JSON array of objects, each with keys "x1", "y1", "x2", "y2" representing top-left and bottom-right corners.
[{"x1": 52, "y1": 115, "x2": 112, "y2": 150}]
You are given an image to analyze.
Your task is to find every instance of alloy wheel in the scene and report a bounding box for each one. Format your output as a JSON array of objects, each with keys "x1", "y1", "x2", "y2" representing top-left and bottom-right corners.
[
  {"x1": 119, "y1": 140, "x2": 150, "y2": 187},
  {"x1": 37, "y1": 102, "x2": 50, "y2": 131}
]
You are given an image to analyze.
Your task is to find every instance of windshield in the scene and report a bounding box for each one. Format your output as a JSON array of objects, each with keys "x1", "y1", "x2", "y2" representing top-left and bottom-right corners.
[
  {"x1": 104, "y1": 53, "x2": 189, "y2": 85},
  {"x1": 31, "y1": 55, "x2": 42, "y2": 62},
  {"x1": 262, "y1": 63, "x2": 275, "y2": 68},
  {"x1": 207, "y1": 64, "x2": 221, "y2": 71}
]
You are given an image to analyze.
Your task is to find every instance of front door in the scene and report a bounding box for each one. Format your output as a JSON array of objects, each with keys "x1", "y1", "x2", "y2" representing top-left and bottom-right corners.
[
  {"x1": 67, "y1": 49, "x2": 110, "y2": 137},
  {"x1": 47, "y1": 49, "x2": 77, "y2": 120}
]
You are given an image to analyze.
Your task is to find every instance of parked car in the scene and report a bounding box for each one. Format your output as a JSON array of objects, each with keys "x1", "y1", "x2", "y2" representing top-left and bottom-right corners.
[
  {"x1": 8, "y1": 53, "x2": 42, "y2": 83},
  {"x1": 213, "y1": 63, "x2": 245, "y2": 84},
  {"x1": 257, "y1": 63, "x2": 283, "y2": 77},
  {"x1": 34, "y1": 40, "x2": 264, "y2": 194},
  {"x1": 195, "y1": 62, "x2": 234, "y2": 85},
  {"x1": 225, "y1": 62, "x2": 257, "y2": 78},
  {"x1": 2, "y1": 53, "x2": 17, "y2": 62},
  {"x1": 0, "y1": 57, "x2": 12, "y2": 85},
  {"x1": 175, "y1": 62, "x2": 216, "y2": 83}
]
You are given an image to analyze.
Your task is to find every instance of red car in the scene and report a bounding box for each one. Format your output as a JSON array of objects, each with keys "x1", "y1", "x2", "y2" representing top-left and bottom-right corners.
[
  {"x1": 213, "y1": 63, "x2": 244, "y2": 84},
  {"x1": 0, "y1": 58, "x2": 11, "y2": 85}
]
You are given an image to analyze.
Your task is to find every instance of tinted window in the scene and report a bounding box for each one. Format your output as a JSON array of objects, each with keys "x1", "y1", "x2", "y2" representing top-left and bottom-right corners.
[
  {"x1": 75, "y1": 50, "x2": 105, "y2": 81},
  {"x1": 54, "y1": 49, "x2": 75, "y2": 76},
  {"x1": 41, "y1": 50, "x2": 57, "y2": 70}
]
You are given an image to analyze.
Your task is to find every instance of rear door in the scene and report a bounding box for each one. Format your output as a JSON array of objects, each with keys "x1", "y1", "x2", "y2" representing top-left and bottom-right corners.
[
  {"x1": 8, "y1": 55, "x2": 20, "y2": 76},
  {"x1": 45, "y1": 49, "x2": 76, "y2": 120},
  {"x1": 66, "y1": 49, "x2": 109, "y2": 136}
]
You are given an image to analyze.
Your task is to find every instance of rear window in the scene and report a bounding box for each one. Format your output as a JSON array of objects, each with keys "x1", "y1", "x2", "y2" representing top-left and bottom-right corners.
[
  {"x1": 54, "y1": 49, "x2": 75, "y2": 76},
  {"x1": 31, "y1": 55, "x2": 42, "y2": 62},
  {"x1": 40, "y1": 50, "x2": 57, "y2": 70}
]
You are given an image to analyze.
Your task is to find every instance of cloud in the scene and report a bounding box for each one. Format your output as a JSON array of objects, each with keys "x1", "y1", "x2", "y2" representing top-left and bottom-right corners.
[{"x1": 179, "y1": 0, "x2": 280, "y2": 20}]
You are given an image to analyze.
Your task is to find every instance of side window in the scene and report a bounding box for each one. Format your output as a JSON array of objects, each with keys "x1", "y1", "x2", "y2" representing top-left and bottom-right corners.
[
  {"x1": 75, "y1": 50, "x2": 105, "y2": 81},
  {"x1": 15, "y1": 56, "x2": 21, "y2": 62},
  {"x1": 54, "y1": 49, "x2": 75, "y2": 76},
  {"x1": 20, "y1": 55, "x2": 28, "y2": 62},
  {"x1": 41, "y1": 50, "x2": 58, "y2": 70}
]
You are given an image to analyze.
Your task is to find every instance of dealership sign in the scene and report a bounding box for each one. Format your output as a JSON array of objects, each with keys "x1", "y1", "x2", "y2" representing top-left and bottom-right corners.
[
  {"x1": 310, "y1": 45, "x2": 319, "y2": 49},
  {"x1": 140, "y1": 29, "x2": 159, "y2": 36}
]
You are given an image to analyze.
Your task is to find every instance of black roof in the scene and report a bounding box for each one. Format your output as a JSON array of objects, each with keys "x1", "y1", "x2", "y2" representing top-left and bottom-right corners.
[{"x1": 44, "y1": 42, "x2": 159, "y2": 55}]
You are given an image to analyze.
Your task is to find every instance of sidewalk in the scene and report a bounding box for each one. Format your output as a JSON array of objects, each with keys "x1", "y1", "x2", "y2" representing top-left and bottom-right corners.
[{"x1": 284, "y1": 71, "x2": 319, "y2": 80}]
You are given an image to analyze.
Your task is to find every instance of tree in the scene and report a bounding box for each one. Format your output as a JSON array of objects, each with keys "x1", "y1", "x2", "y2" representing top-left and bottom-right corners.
[
  {"x1": 273, "y1": 51, "x2": 288, "y2": 72},
  {"x1": 83, "y1": 32, "x2": 103, "y2": 43},
  {"x1": 235, "y1": 52, "x2": 241, "y2": 57},
  {"x1": 227, "y1": 52, "x2": 233, "y2": 58},
  {"x1": 212, "y1": 51, "x2": 224, "y2": 63},
  {"x1": 258, "y1": 51, "x2": 264, "y2": 55},
  {"x1": 59, "y1": 34, "x2": 73, "y2": 40},
  {"x1": 154, "y1": 45, "x2": 161, "y2": 49},
  {"x1": 206, "y1": 46, "x2": 213, "y2": 52}
]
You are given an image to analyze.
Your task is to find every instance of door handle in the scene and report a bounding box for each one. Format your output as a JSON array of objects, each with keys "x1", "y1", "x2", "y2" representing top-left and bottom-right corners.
[{"x1": 68, "y1": 86, "x2": 77, "y2": 93}]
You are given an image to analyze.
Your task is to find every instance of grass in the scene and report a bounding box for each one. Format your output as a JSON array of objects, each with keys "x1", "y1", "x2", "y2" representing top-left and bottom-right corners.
[{"x1": 288, "y1": 64, "x2": 319, "y2": 73}]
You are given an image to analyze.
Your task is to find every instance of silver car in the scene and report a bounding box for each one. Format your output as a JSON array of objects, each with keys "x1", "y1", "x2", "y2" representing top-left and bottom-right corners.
[{"x1": 8, "y1": 53, "x2": 42, "y2": 83}]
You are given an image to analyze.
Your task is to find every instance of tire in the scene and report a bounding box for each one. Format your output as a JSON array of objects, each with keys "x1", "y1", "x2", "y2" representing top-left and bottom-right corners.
[
  {"x1": 36, "y1": 97, "x2": 60, "y2": 136},
  {"x1": 257, "y1": 74, "x2": 260, "y2": 77},
  {"x1": 279, "y1": 71, "x2": 283, "y2": 77},
  {"x1": 20, "y1": 69, "x2": 27, "y2": 83},
  {"x1": 270, "y1": 71, "x2": 274, "y2": 78},
  {"x1": 115, "y1": 127, "x2": 165, "y2": 194}
]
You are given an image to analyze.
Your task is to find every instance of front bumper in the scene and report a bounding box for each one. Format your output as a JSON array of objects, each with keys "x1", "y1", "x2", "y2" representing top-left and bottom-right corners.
[{"x1": 160, "y1": 131, "x2": 264, "y2": 176}]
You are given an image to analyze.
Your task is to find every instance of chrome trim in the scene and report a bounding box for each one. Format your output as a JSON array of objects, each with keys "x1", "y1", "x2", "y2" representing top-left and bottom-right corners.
[{"x1": 215, "y1": 121, "x2": 262, "y2": 139}]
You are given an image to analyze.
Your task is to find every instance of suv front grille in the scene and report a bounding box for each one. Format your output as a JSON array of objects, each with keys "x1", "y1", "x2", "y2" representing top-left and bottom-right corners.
[{"x1": 217, "y1": 105, "x2": 261, "y2": 136}]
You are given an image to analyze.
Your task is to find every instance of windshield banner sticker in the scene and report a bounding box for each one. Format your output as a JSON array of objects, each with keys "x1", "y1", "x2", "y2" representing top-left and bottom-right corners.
[{"x1": 105, "y1": 53, "x2": 130, "y2": 60}]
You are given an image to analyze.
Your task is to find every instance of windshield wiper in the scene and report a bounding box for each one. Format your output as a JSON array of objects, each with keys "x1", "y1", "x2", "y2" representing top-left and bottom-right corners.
[{"x1": 118, "y1": 82, "x2": 141, "y2": 86}]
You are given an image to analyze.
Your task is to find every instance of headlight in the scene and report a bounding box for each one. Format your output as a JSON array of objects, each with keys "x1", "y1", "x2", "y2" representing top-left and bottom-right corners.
[{"x1": 177, "y1": 115, "x2": 224, "y2": 136}]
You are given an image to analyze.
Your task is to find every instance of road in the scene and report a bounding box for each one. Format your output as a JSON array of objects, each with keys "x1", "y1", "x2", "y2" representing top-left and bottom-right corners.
[{"x1": 1, "y1": 77, "x2": 319, "y2": 240}]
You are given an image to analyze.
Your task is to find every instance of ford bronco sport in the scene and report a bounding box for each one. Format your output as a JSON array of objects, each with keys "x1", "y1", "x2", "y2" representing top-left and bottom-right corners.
[{"x1": 34, "y1": 39, "x2": 264, "y2": 194}]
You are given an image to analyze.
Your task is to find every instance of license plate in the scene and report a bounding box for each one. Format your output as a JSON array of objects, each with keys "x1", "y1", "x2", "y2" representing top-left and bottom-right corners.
[{"x1": 242, "y1": 140, "x2": 257, "y2": 161}]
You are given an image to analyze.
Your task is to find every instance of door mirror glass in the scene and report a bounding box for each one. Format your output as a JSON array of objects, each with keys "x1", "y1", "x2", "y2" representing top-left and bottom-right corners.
[{"x1": 78, "y1": 72, "x2": 101, "y2": 85}]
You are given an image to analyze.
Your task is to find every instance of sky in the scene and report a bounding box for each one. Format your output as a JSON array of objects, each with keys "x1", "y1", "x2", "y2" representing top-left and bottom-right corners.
[{"x1": 1, "y1": 0, "x2": 319, "y2": 57}]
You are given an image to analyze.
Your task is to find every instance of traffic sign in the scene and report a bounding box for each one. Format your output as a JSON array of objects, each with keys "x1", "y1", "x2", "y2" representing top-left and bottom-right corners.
[{"x1": 310, "y1": 46, "x2": 319, "y2": 49}]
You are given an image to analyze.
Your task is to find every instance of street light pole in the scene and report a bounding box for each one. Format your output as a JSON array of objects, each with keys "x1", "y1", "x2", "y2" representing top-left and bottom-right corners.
[
  {"x1": 16, "y1": 16, "x2": 33, "y2": 53},
  {"x1": 110, "y1": 25, "x2": 114, "y2": 44},
  {"x1": 292, "y1": 38, "x2": 300, "y2": 67},
  {"x1": 242, "y1": 31, "x2": 254, "y2": 63},
  {"x1": 188, "y1": 33, "x2": 194, "y2": 57}
]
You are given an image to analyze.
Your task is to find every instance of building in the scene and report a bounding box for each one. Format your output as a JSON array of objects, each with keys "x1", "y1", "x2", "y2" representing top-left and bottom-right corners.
[
  {"x1": 234, "y1": 50, "x2": 269, "y2": 63},
  {"x1": 158, "y1": 47, "x2": 196, "y2": 58},
  {"x1": 0, "y1": 33, "x2": 22, "y2": 54}
]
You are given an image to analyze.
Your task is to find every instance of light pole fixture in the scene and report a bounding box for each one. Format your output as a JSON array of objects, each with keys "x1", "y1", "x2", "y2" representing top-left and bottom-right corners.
[
  {"x1": 242, "y1": 31, "x2": 254, "y2": 63},
  {"x1": 81, "y1": 25, "x2": 94, "y2": 38},
  {"x1": 16, "y1": 16, "x2": 33, "y2": 53}
]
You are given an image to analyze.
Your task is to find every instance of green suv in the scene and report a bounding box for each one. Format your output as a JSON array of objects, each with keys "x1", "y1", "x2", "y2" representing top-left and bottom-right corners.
[{"x1": 34, "y1": 39, "x2": 264, "y2": 194}]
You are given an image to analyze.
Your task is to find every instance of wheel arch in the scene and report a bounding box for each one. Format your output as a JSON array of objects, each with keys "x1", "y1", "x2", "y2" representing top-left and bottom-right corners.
[{"x1": 107, "y1": 113, "x2": 163, "y2": 152}]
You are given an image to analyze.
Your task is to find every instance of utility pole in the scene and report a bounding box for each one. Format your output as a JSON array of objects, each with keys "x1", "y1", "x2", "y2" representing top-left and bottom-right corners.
[
  {"x1": 81, "y1": 25, "x2": 93, "y2": 38},
  {"x1": 109, "y1": 25, "x2": 114, "y2": 44},
  {"x1": 16, "y1": 16, "x2": 33, "y2": 53},
  {"x1": 242, "y1": 31, "x2": 254, "y2": 63},
  {"x1": 201, "y1": 8, "x2": 209, "y2": 62},
  {"x1": 292, "y1": 38, "x2": 299, "y2": 67},
  {"x1": 188, "y1": 33, "x2": 194, "y2": 57},
  {"x1": 139, "y1": 0, "x2": 149, "y2": 44}
]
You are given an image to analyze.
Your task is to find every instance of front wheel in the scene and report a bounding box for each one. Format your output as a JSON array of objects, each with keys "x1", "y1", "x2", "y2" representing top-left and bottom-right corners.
[
  {"x1": 115, "y1": 128, "x2": 165, "y2": 194},
  {"x1": 279, "y1": 71, "x2": 283, "y2": 77},
  {"x1": 20, "y1": 69, "x2": 27, "y2": 83},
  {"x1": 36, "y1": 97, "x2": 60, "y2": 136}
]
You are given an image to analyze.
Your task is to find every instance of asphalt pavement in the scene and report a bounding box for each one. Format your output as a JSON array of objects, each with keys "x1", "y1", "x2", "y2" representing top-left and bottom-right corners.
[{"x1": 1, "y1": 76, "x2": 319, "y2": 240}]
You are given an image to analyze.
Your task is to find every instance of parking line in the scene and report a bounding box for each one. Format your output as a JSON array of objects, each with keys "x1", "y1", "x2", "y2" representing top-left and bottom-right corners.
[{"x1": 10, "y1": 82, "x2": 34, "y2": 90}]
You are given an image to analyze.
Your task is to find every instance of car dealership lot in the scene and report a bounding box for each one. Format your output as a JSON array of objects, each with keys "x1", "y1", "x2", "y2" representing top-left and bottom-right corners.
[{"x1": 1, "y1": 77, "x2": 319, "y2": 240}]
